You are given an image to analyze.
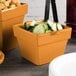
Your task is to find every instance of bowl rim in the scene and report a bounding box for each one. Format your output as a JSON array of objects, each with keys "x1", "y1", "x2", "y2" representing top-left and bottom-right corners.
[{"x1": 49, "y1": 52, "x2": 76, "y2": 75}]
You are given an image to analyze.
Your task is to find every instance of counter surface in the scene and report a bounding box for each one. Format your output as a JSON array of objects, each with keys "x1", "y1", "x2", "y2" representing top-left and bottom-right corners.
[{"x1": 0, "y1": 38, "x2": 76, "y2": 76}]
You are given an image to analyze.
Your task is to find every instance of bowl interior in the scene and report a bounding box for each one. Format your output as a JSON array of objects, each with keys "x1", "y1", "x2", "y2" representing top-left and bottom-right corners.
[{"x1": 50, "y1": 53, "x2": 76, "y2": 76}]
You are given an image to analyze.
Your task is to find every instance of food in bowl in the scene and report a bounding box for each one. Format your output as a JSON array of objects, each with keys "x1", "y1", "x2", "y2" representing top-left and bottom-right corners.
[
  {"x1": 24, "y1": 20, "x2": 65, "y2": 34},
  {"x1": 0, "y1": 0, "x2": 21, "y2": 11}
]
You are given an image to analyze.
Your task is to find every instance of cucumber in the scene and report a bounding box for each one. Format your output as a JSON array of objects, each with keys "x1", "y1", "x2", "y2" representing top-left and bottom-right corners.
[
  {"x1": 47, "y1": 20, "x2": 54, "y2": 26},
  {"x1": 46, "y1": 30, "x2": 51, "y2": 33},
  {"x1": 43, "y1": 23, "x2": 49, "y2": 31},
  {"x1": 28, "y1": 26, "x2": 34, "y2": 32},
  {"x1": 33, "y1": 24, "x2": 45, "y2": 34},
  {"x1": 24, "y1": 22, "x2": 30, "y2": 30},
  {"x1": 57, "y1": 23, "x2": 63, "y2": 30},
  {"x1": 47, "y1": 20, "x2": 57, "y2": 31},
  {"x1": 52, "y1": 23, "x2": 57, "y2": 31},
  {"x1": 30, "y1": 20, "x2": 37, "y2": 26},
  {"x1": 24, "y1": 20, "x2": 64, "y2": 34}
]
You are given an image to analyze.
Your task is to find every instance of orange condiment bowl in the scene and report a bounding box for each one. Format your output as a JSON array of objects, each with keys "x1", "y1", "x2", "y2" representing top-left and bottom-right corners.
[{"x1": 0, "y1": 51, "x2": 5, "y2": 64}]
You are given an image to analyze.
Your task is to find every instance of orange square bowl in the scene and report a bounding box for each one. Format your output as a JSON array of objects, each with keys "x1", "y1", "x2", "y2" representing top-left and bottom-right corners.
[
  {"x1": 0, "y1": 3, "x2": 28, "y2": 51},
  {"x1": 13, "y1": 23, "x2": 72, "y2": 65}
]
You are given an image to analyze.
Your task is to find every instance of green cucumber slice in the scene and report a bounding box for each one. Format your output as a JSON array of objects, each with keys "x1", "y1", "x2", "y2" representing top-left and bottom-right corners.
[
  {"x1": 33, "y1": 24, "x2": 45, "y2": 34},
  {"x1": 47, "y1": 20, "x2": 57, "y2": 31},
  {"x1": 28, "y1": 26, "x2": 34, "y2": 32},
  {"x1": 24, "y1": 22, "x2": 30, "y2": 30},
  {"x1": 46, "y1": 30, "x2": 51, "y2": 33},
  {"x1": 52, "y1": 23, "x2": 57, "y2": 31},
  {"x1": 43, "y1": 23, "x2": 49, "y2": 31},
  {"x1": 30, "y1": 20, "x2": 37, "y2": 26},
  {"x1": 47, "y1": 20, "x2": 54, "y2": 26},
  {"x1": 57, "y1": 23, "x2": 63, "y2": 30}
]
